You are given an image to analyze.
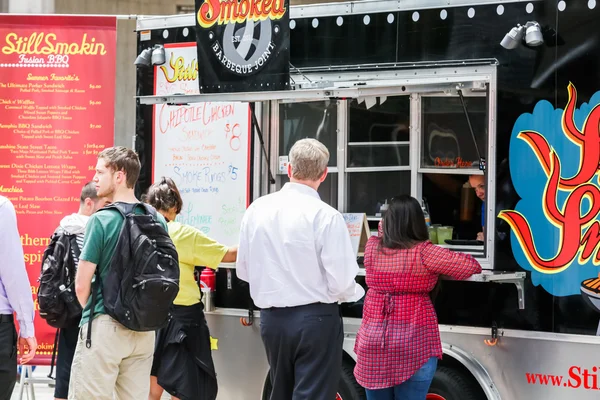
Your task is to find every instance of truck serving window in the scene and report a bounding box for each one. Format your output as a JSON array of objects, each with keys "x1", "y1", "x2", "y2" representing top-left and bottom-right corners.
[
  {"x1": 421, "y1": 96, "x2": 487, "y2": 169},
  {"x1": 346, "y1": 96, "x2": 411, "y2": 217},
  {"x1": 278, "y1": 101, "x2": 338, "y2": 207},
  {"x1": 418, "y1": 93, "x2": 488, "y2": 261}
]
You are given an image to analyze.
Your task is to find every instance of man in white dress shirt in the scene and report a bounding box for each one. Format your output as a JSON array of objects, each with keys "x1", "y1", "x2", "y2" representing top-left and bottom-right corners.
[
  {"x1": 0, "y1": 195, "x2": 37, "y2": 400},
  {"x1": 237, "y1": 138, "x2": 365, "y2": 400}
]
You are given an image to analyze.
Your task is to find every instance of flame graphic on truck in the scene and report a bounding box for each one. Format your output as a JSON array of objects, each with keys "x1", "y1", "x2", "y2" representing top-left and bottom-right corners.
[{"x1": 499, "y1": 84, "x2": 600, "y2": 296}]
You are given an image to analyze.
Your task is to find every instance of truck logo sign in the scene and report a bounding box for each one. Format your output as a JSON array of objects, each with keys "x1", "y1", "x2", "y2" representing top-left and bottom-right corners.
[
  {"x1": 217, "y1": 19, "x2": 275, "y2": 76},
  {"x1": 499, "y1": 84, "x2": 600, "y2": 296},
  {"x1": 194, "y1": 0, "x2": 290, "y2": 93},
  {"x1": 196, "y1": 0, "x2": 286, "y2": 76},
  {"x1": 196, "y1": 0, "x2": 286, "y2": 28},
  {"x1": 159, "y1": 52, "x2": 198, "y2": 84}
]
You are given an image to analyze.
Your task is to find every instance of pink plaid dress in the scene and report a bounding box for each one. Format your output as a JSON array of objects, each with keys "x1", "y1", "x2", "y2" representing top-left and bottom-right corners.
[{"x1": 354, "y1": 238, "x2": 481, "y2": 390}]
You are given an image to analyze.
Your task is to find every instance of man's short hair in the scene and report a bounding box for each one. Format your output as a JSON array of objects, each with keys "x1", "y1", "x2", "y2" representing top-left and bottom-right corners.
[
  {"x1": 80, "y1": 181, "x2": 98, "y2": 204},
  {"x1": 289, "y1": 138, "x2": 329, "y2": 181},
  {"x1": 98, "y1": 146, "x2": 140, "y2": 189}
]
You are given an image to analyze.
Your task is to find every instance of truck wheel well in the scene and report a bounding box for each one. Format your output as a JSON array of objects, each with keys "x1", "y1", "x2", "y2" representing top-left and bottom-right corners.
[
  {"x1": 262, "y1": 352, "x2": 487, "y2": 399},
  {"x1": 341, "y1": 351, "x2": 487, "y2": 399},
  {"x1": 261, "y1": 352, "x2": 361, "y2": 400},
  {"x1": 342, "y1": 351, "x2": 356, "y2": 367}
]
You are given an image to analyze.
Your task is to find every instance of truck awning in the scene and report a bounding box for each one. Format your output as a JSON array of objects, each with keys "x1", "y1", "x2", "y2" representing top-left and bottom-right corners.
[
  {"x1": 136, "y1": 62, "x2": 496, "y2": 105},
  {"x1": 137, "y1": 79, "x2": 489, "y2": 105}
]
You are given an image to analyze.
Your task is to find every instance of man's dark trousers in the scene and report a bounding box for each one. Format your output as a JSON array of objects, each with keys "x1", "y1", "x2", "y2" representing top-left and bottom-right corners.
[
  {"x1": 0, "y1": 314, "x2": 17, "y2": 400},
  {"x1": 260, "y1": 303, "x2": 343, "y2": 400}
]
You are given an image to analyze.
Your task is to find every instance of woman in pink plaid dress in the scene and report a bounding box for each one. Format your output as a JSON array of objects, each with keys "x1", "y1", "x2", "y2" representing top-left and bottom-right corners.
[{"x1": 354, "y1": 195, "x2": 481, "y2": 400}]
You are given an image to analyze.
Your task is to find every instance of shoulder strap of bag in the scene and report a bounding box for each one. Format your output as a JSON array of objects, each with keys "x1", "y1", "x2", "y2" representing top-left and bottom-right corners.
[
  {"x1": 69, "y1": 235, "x2": 81, "y2": 259},
  {"x1": 140, "y1": 202, "x2": 157, "y2": 218},
  {"x1": 86, "y1": 270, "x2": 100, "y2": 348},
  {"x1": 103, "y1": 202, "x2": 128, "y2": 218},
  {"x1": 105, "y1": 201, "x2": 153, "y2": 219},
  {"x1": 47, "y1": 329, "x2": 60, "y2": 380}
]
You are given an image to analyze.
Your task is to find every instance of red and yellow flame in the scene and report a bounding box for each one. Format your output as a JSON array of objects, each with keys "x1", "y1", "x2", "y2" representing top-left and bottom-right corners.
[{"x1": 499, "y1": 83, "x2": 600, "y2": 273}]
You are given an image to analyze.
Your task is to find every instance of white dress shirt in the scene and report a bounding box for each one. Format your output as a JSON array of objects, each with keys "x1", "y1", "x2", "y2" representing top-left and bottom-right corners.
[
  {"x1": 0, "y1": 196, "x2": 35, "y2": 338},
  {"x1": 237, "y1": 182, "x2": 365, "y2": 309}
]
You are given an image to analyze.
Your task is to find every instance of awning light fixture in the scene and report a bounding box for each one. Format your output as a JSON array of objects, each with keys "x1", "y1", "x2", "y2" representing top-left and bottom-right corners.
[{"x1": 500, "y1": 21, "x2": 544, "y2": 49}]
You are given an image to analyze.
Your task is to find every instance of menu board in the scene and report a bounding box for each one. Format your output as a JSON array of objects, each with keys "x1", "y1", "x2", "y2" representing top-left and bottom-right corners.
[
  {"x1": 152, "y1": 43, "x2": 250, "y2": 247},
  {"x1": 0, "y1": 16, "x2": 116, "y2": 359},
  {"x1": 343, "y1": 213, "x2": 370, "y2": 256}
]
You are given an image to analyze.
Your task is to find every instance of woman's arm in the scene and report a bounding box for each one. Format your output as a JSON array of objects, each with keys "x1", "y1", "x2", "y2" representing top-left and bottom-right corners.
[
  {"x1": 221, "y1": 246, "x2": 238, "y2": 263},
  {"x1": 174, "y1": 224, "x2": 231, "y2": 270},
  {"x1": 421, "y1": 242, "x2": 482, "y2": 280}
]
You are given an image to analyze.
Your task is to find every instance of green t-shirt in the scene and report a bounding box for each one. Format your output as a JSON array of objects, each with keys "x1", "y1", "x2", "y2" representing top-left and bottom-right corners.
[{"x1": 79, "y1": 203, "x2": 168, "y2": 327}]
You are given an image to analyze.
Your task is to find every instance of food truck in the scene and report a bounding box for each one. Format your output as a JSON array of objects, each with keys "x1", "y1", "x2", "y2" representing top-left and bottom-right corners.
[{"x1": 133, "y1": 0, "x2": 600, "y2": 398}]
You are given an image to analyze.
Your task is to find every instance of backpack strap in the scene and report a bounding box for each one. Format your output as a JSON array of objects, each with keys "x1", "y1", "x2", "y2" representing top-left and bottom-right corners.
[
  {"x1": 140, "y1": 203, "x2": 158, "y2": 218},
  {"x1": 102, "y1": 202, "x2": 129, "y2": 218},
  {"x1": 69, "y1": 235, "x2": 81, "y2": 260},
  {"x1": 86, "y1": 270, "x2": 100, "y2": 349},
  {"x1": 47, "y1": 329, "x2": 60, "y2": 379},
  {"x1": 104, "y1": 202, "x2": 157, "y2": 219}
]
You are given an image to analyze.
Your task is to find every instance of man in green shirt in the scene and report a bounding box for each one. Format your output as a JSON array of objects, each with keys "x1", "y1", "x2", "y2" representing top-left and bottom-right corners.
[{"x1": 69, "y1": 146, "x2": 167, "y2": 400}]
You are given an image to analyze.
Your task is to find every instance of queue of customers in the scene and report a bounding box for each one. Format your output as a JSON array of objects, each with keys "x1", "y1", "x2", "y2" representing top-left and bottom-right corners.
[{"x1": 0, "y1": 139, "x2": 481, "y2": 400}]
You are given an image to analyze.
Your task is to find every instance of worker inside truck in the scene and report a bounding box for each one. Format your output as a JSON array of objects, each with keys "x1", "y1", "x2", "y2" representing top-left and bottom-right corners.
[{"x1": 469, "y1": 174, "x2": 486, "y2": 241}]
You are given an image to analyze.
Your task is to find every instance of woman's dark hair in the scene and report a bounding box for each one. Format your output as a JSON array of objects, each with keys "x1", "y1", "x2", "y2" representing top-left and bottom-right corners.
[
  {"x1": 380, "y1": 195, "x2": 429, "y2": 250},
  {"x1": 144, "y1": 177, "x2": 183, "y2": 217}
]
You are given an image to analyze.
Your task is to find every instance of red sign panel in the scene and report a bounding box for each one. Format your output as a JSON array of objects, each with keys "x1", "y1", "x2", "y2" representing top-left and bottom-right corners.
[{"x1": 0, "y1": 15, "x2": 116, "y2": 362}]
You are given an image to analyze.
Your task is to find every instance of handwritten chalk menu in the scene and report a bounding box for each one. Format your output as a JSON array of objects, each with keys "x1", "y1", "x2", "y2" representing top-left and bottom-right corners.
[
  {"x1": 343, "y1": 213, "x2": 370, "y2": 256},
  {"x1": 152, "y1": 43, "x2": 250, "y2": 246}
]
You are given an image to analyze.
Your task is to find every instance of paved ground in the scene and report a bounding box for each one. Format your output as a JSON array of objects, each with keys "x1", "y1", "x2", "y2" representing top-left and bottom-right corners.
[
  {"x1": 10, "y1": 366, "x2": 171, "y2": 400},
  {"x1": 10, "y1": 367, "x2": 54, "y2": 400}
]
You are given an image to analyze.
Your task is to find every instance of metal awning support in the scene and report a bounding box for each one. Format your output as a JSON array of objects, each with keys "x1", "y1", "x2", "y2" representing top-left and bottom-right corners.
[
  {"x1": 356, "y1": 270, "x2": 525, "y2": 309},
  {"x1": 136, "y1": 81, "x2": 487, "y2": 105},
  {"x1": 463, "y1": 271, "x2": 527, "y2": 309},
  {"x1": 138, "y1": 88, "x2": 348, "y2": 105}
]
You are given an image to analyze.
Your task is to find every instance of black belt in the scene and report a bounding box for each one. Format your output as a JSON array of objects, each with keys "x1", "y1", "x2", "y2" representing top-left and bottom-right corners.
[
  {"x1": 262, "y1": 302, "x2": 337, "y2": 310},
  {"x1": 0, "y1": 314, "x2": 14, "y2": 323}
]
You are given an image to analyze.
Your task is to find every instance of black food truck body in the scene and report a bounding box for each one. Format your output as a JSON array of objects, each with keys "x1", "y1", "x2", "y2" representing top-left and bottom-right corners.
[{"x1": 134, "y1": 0, "x2": 600, "y2": 398}]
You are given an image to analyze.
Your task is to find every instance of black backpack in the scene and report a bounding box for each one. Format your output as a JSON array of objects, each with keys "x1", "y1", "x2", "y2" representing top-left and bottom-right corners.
[
  {"x1": 87, "y1": 202, "x2": 179, "y2": 347},
  {"x1": 38, "y1": 228, "x2": 83, "y2": 329}
]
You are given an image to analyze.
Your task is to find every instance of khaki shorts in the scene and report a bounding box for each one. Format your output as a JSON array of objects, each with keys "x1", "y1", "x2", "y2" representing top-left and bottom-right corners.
[{"x1": 68, "y1": 314, "x2": 155, "y2": 400}]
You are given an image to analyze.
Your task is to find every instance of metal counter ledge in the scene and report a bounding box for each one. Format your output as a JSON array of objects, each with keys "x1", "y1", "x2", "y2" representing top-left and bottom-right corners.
[{"x1": 213, "y1": 263, "x2": 526, "y2": 310}]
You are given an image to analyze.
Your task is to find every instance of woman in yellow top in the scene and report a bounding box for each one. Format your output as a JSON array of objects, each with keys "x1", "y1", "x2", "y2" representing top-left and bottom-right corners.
[{"x1": 145, "y1": 177, "x2": 237, "y2": 400}]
